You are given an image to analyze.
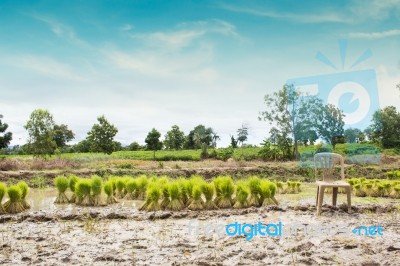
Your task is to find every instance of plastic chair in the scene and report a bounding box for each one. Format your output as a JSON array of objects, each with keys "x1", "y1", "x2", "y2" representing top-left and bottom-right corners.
[{"x1": 314, "y1": 152, "x2": 351, "y2": 215}]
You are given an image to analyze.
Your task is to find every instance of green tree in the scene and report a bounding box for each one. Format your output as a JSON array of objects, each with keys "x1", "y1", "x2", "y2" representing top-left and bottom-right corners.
[
  {"x1": 86, "y1": 115, "x2": 118, "y2": 154},
  {"x1": 128, "y1": 141, "x2": 142, "y2": 151},
  {"x1": 315, "y1": 104, "x2": 345, "y2": 148},
  {"x1": 369, "y1": 106, "x2": 400, "y2": 148},
  {"x1": 0, "y1": 114, "x2": 12, "y2": 149},
  {"x1": 237, "y1": 124, "x2": 249, "y2": 146},
  {"x1": 344, "y1": 128, "x2": 361, "y2": 143},
  {"x1": 164, "y1": 125, "x2": 185, "y2": 150},
  {"x1": 184, "y1": 125, "x2": 215, "y2": 150},
  {"x1": 259, "y1": 84, "x2": 321, "y2": 159},
  {"x1": 145, "y1": 128, "x2": 163, "y2": 159},
  {"x1": 53, "y1": 124, "x2": 75, "y2": 148},
  {"x1": 72, "y1": 139, "x2": 91, "y2": 153},
  {"x1": 230, "y1": 135, "x2": 238, "y2": 148},
  {"x1": 24, "y1": 109, "x2": 57, "y2": 157}
]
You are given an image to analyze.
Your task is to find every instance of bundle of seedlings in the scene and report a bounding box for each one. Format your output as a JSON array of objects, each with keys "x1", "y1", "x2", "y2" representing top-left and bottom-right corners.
[
  {"x1": 75, "y1": 179, "x2": 92, "y2": 206},
  {"x1": 17, "y1": 181, "x2": 30, "y2": 209},
  {"x1": 136, "y1": 175, "x2": 148, "y2": 200},
  {"x1": 188, "y1": 185, "x2": 204, "y2": 210},
  {"x1": 141, "y1": 184, "x2": 161, "y2": 211},
  {"x1": 295, "y1": 182, "x2": 301, "y2": 193},
  {"x1": 0, "y1": 182, "x2": 6, "y2": 214},
  {"x1": 364, "y1": 181, "x2": 374, "y2": 197},
  {"x1": 383, "y1": 182, "x2": 392, "y2": 197},
  {"x1": 177, "y1": 178, "x2": 190, "y2": 206},
  {"x1": 353, "y1": 183, "x2": 366, "y2": 197},
  {"x1": 201, "y1": 182, "x2": 217, "y2": 210},
  {"x1": 91, "y1": 176, "x2": 104, "y2": 206},
  {"x1": 286, "y1": 181, "x2": 296, "y2": 194},
  {"x1": 104, "y1": 180, "x2": 118, "y2": 204},
  {"x1": 115, "y1": 178, "x2": 126, "y2": 199},
  {"x1": 54, "y1": 176, "x2": 70, "y2": 204},
  {"x1": 3, "y1": 185, "x2": 24, "y2": 214},
  {"x1": 215, "y1": 176, "x2": 235, "y2": 208},
  {"x1": 212, "y1": 176, "x2": 224, "y2": 207},
  {"x1": 275, "y1": 181, "x2": 284, "y2": 193},
  {"x1": 167, "y1": 182, "x2": 184, "y2": 211},
  {"x1": 391, "y1": 184, "x2": 400, "y2": 199},
  {"x1": 160, "y1": 183, "x2": 171, "y2": 210},
  {"x1": 247, "y1": 176, "x2": 261, "y2": 207},
  {"x1": 68, "y1": 175, "x2": 79, "y2": 203},
  {"x1": 124, "y1": 179, "x2": 138, "y2": 200},
  {"x1": 233, "y1": 181, "x2": 249, "y2": 209},
  {"x1": 259, "y1": 181, "x2": 278, "y2": 206}
]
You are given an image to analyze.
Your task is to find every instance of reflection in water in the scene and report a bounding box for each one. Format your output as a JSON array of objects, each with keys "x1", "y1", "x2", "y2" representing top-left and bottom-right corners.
[{"x1": 26, "y1": 188, "x2": 143, "y2": 211}]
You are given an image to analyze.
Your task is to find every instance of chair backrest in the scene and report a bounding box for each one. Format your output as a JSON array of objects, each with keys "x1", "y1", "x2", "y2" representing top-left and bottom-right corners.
[{"x1": 314, "y1": 152, "x2": 344, "y2": 182}]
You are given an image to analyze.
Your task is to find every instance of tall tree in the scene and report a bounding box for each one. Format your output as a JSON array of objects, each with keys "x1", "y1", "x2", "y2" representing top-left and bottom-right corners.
[
  {"x1": 145, "y1": 128, "x2": 163, "y2": 159},
  {"x1": 315, "y1": 104, "x2": 345, "y2": 148},
  {"x1": 237, "y1": 124, "x2": 249, "y2": 146},
  {"x1": 53, "y1": 124, "x2": 75, "y2": 148},
  {"x1": 86, "y1": 115, "x2": 118, "y2": 154},
  {"x1": 259, "y1": 84, "x2": 322, "y2": 159},
  {"x1": 164, "y1": 125, "x2": 185, "y2": 150},
  {"x1": 184, "y1": 125, "x2": 215, "y2": 150},
  {"x1": 0, "y1": 114, "x2": 12, "y2": 149},
  {"x1": 24, "y1": 109, "x2": 57, "y2": 157},
  {"x1": 344, "y1": 128, "x2": 361, "y2": 143},
  {"x1": 369, "y1": 106, "x2": 400, "y2": 148}
]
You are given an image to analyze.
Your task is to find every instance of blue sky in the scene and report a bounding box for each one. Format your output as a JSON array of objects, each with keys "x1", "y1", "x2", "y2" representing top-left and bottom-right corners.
[{"x1": 0, "y1": 0, "x2": 399, "y2": 147}]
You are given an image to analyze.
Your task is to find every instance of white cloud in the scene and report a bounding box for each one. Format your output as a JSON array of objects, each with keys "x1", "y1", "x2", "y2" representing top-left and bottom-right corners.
[
  {"x1": 120, "y1": 24, "x2": 133, "y2": 32},
  {"x1": 349, "y1": 29, "x2": 400, "y2": 39}
]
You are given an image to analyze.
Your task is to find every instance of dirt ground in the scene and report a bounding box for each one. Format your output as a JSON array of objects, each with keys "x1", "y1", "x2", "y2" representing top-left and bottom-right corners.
[{"x1": 1, "y1": 189, "x2": 399, "y2": 266}]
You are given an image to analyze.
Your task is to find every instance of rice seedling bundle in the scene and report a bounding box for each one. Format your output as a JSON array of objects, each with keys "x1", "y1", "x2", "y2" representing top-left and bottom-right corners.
[
  {"x1": 201, "y1": 182, "x2": 217, "y2": 210},
  {"x1": 160, "y1": 183, "x2": 171, "y2": 210},
  {"x1": 0, "y1": 182, "x2": 6, "y2": 214},
  {"x1": 177, "y1": 178, "x2": 190, "y2": 206},
  {"x1": 91, "y1": 176, "x2": 104, "y2": 206},
  {"x1": 167, "y1": 182, "x2": 184, "y2": 211},
  {"x1": 295, "y1": 182, "x2": 301, "y2": 193},
  {"x1": 391, "y1": 184, "x2": 400, "y2": 199},
  {"x1": 353, "y1": 183, "x2": 366, "y2": 197},
  {"x1": 233, "y1": 181, "x2": 249, "y2": 209},
  {"x1": 75, "y1": 179, "x2": 92, "y2": 206},
  {"x1": 124, "y1": 179, "x2": 138, "y2": 200},
  {"x1": 136, "y1": 175, "x2": 148, "y2": 200},
  {"x1": 247, "y1": 176, "x2": 261, "y2": 207},
  {"x1": 144, "y1": 184, "x2": 161, "y2": 211},
  {"x1": 215, "y1": 176, "x2": 234, "y2": 208},
  {"x1": 54, "y1": 176, "x2": 70, "y2": 204},
  {"x1": 17, "y1": 181, "x2": 30, "y2": 209},
  {"x1": 68, "y1": 175, "x2": 79, "y2": 203},
  {"x1": 115, "y1": 178, "x2": 126, "y2": 199},
  {"x1": 188, "y1": 185, "x2": 204, "y2": 210},
  {"x1": 3, "y1": 185, "x2": 24, "y2": 214},
  {"x1": 104, "y1": 180, "x2": 118, "y2": 204},
  {"x1": 276, "y1": 181, "x2": 284, "y2": 193}
]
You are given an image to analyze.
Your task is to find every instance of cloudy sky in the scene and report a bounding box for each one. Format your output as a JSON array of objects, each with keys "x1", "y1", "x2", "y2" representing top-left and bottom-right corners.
[{"x1": 0, "y1": 0, "x2": 399, "y2": 147}]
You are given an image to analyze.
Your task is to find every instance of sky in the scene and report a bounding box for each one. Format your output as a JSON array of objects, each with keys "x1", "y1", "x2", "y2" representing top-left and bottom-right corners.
[{"x1": 0, "y1": 0, "x2": 399, "y2": 147}]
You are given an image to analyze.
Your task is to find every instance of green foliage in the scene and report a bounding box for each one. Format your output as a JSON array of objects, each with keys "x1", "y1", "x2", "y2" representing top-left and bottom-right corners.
[
  {"x1": 53, "y1": 124, "x2": 75, "y2": 148},
  {"x1": 164, "y1": 125, "x2": 185, "y2": 150},
  {"x1": 86, "y1": 115, "x2": 118, "y2": 154},
  {"x1": 145, "y1": 128, "x2": 163, "y2": 159},
  {"x1": 216, "y1": 147, "x2": 234, "y2": 161},
  {"x1": 0, "y1": 114, "x2": 12, "y2": 149},
  {"x1": 369, "y1": 106, "x2": 400, "y2": 148},
  {"x1": 55, "y1": 176, "x2": 69, "y2": 193},
  {"x1": 24, "y1": 109, "x2": 57, "y2": 157}
]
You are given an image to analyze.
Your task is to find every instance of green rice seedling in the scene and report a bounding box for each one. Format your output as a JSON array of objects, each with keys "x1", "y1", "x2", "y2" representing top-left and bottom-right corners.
[
  {"x1": 295, "y1": 182, "x2": 301, "y2": 193},
  {"x1": 287, "y1": 181, "x2": 296, "y2": 194},
  {"x1": 0, "y1": 182, "x2": 6, "y2": 214},
  {"x1": 176, "y1": 178, "x2": 190, "y2": 206},
  {"x1": 167, "y1": 182, "x2": 184, "y2": 211},
  {"x1": 188, "y1": 185, "x2": 204, "y2": 210},
  {"x1": 377, "y1": 184, "x2": 385, "y2": 197},
  {"x1": 91, "y1": 176, "x2": 104, "y2": 206},
  {"x1": 54, "y1": 176, "x2": 70, "y2": 204},
  {"x1": 160, "y1": 183, "x2": 170, "y2": 210},
  {"x1": 233, "y1": 182, "x2": 249, "y2": 209},
  {"x1": 156, "y1": 176, "x2": 169, "y2": 186},
  {"x1": 390, "y1": 184, "x2": 400, "y2": 199},
  {"x1": 201, "y1": 182, "x2": 217, "y2": 210},
  {"x1": 353, "y1": 183, "x2": 366, "y2": 197},
  {"x1": 124, "y1": 179, "x2": 138, "y2": 200},
  {"x1": 212, "y1": 176, "x2": 224, "y2": 206},
  {"x1": 68, "y1": 175, "x2": 79, "y2": 203},
  {"x1": 136, "y1": 175, "x2": 148, "y2": 200},
  {"x1": 17, "y1": 181, "x2": 30, "y2": 209},
  {"x1": 359, "y1": 177, "x2": 366, "y2": 183},
  {"x1": 115, "y1": 178, "x2": 126, "y2": 199},
  {"x1": 75, "y1": 179, "x2": 92, "y2": 206},
  {"x1": 386, "y1": 171, "x2": 395, "y2": 180},
  {"x1": 382, "y1": 182, "x2": 392, "y2": 197},
  {"x1": 364, "y1": 181, "x2": 373, "y2": 197},
  {"x1": 216, "y1": 176, "x2": 235, "y2": 208},
  {"x1": 276, "y1": 181, "x2": 284, "y2": 193},
  {"x1": 259, "y1": 181, "x2": 272, "y2": 206},
  {"x1": 143, "y1": 184, "x2": 161, "y2": 211},
  {"x1": 4, "y1": 185, "x2": 24, "y2": 214},
  {"x1": 269, "y1": 182, "x2": 278, "y2": 205},
  {"x1": 247, "y1": 176, "x2": 261, "y2": 207},
  {"x1": 104, "y1": 180, "x2": 118, "y2": 204}
]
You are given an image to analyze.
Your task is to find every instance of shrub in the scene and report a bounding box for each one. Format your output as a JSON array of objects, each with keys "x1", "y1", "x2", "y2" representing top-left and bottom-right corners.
[{"x1": 54, "y1": 176, "x2": 70, "y2": 204}]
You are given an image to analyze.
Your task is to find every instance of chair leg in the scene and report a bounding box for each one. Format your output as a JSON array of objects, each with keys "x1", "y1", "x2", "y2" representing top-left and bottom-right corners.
[
  {"x1": 346, "y1": 187, "x2": 352, "y2": 213},
  {"x1": 332, "y1": 187, "x2": 338, "y2": 207},
  {"x1": 317, "y1": 186, "x2": 325, "y2": 216},
  {"x1": 316, "y1": 186, "x2": 319, "y2": 206}
]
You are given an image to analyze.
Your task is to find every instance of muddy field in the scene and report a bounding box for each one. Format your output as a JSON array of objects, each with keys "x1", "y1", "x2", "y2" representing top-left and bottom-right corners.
[{"x1": 1, "y1": 188, "x2": 400, "y2": 265}]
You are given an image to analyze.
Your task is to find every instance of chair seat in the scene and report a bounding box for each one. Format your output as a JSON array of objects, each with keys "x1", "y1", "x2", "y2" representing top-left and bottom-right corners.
[{"x1": 316, "y1": 180, "x2": 350, "y2": 187}]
